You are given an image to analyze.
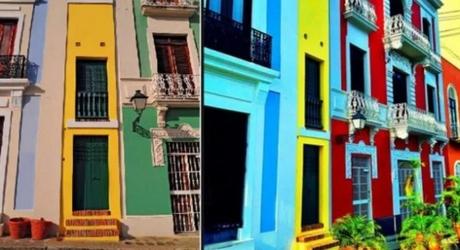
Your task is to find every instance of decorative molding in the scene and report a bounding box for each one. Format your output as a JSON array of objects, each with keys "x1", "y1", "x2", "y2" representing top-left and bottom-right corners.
[
  {"x1": 10, "y1": 90, "x2": 23, "y2": 108},
  {"x1": 346, "y1": 141, "x2": 378, "y2": 179},
  {"x1": 150, "y1": 124, "x2": 199, "y2": 166},
  {"x1": 156, "y1": 106, "x2": 168, "y2": 128},
  {"x1": 0, "y1": 110, "x2": 12, "y2": 213}
]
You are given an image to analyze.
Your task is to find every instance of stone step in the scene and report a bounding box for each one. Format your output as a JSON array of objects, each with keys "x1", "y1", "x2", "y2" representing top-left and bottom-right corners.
[
  {"x1": 72, "y1": 210, "x2": 111, "y2": 217},
  {"x1": 64, "y1": 228, "x2": 119, "y2": 238},
  {"x1": 302, "y1": 223, "x2": 324, "y2": 232},
  {"x1": 65, "y1": 218, "x2": 118, "y2": 227},
  {"x1": 296, "y1": 236, "x2": 339, "y2": 250}
]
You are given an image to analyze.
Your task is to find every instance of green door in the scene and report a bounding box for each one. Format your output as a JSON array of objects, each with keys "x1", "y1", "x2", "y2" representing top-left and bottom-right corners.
[{"x1": 73, "y1": 136, "x2": 109, "y2": 211}]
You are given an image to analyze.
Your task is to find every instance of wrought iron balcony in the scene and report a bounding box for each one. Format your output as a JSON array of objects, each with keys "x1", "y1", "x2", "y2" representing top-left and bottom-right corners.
[
  {"x1": 384, "y1": 15, "x2": 431, "y2": 61},
  {"x1": 344, "y1": 0, "x2": 377, "y2": 32},
  {"x1": 204, "y1": 9, "x2": 272, "y2": 68},
  {"x1": 424, "y1": 50, "x2": 442, "y2": 73},
  {"x1": 305, "y1": 96, "x2": 323, "y2": 130},
  {"x1": 0, "y1": 55, "x2": 27, "y2": 79},
  {"x1": 348, "y1": 91, "x2": 380, "y2": 125},
  {"x1": 76, "y1": 91, "x2": 108, "y2": 120},
  {"x1": 389, "y1": 103, "x2": 439, "y2": 138},
  {"x1": 151, "y1": 73, "x2": 199, "y2": 106},
  {"x1": 141, "y1": 0, "x2": 198, "y2": 18}
]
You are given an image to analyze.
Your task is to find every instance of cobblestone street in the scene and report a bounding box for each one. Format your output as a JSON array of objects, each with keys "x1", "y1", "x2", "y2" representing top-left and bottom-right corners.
[{"x1": 0, "y1": 236, "x2": 199, "y2": 250}]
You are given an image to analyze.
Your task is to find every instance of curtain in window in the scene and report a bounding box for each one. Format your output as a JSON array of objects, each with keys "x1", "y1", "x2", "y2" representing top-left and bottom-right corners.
[{"x1": 0, "y1": 20, "x2": 17, "y2": 55}]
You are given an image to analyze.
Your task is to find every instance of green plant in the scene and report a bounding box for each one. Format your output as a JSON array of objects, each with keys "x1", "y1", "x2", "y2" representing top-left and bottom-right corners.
[
  {"x1": 331, "y1": 215, "x2": 387, "y2": 250},
  {"x1": 403, "y1": 194, "x2": 439, "y2": 216}
]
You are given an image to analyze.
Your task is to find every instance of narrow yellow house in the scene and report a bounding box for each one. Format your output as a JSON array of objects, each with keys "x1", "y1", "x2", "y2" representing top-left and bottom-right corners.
[
  {"x1": 61, "y1": 3, "x2": 121, "y2": 241},
  {"x1": 294, "y1": 0, "x2": 336, "y2": 248}
]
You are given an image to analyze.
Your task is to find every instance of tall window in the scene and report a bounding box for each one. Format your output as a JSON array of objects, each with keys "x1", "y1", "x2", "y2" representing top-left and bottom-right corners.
[
  {"x1": 352, "y1": 155, "x2": 371, "y2": 217},
  {"x1": 449, "y1": 87, "x2": 458, "y2": 138},
  {"x1": 456, "y1": 163, "x2": 460, "y2": 177},
  {"x1": 154, "y1": 36, "x2": 192, "y2": 74},
  {"x1": 427, "y1": 85, "x2": 436, "y2": 114},
  {"x1": 75, "y1": 60, "x2": 108, "y2": 120},
  {"x1": 422, "y1": 18, "x2": 432, "y2": 46},
  {"x1": 398, "y1": 160, "x2": 418, "y2": 220},
  {"x1": 350, "y1": 45, "x2": 366, "y2": 93},
  {"x1": 432, "y1": 162, "x2": 444, "y2": 204},
  {"x1": 392, "y1": 68, "x2": 408, "y2": 104},
  {"x1": 0, "y1": 20, "x2": 17, "y2": 55},
  {"x1": 305, "y1": 56, "x2": 322, "y2": 129},
  {"x1": 390, "y1": 0, "x2": 404, "y2": 16}
]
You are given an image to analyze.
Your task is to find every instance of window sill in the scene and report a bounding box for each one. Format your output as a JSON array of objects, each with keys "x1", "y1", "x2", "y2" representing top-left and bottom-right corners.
[{"x1": 66, "y1": 119, "x2": 118, "y2": 128}]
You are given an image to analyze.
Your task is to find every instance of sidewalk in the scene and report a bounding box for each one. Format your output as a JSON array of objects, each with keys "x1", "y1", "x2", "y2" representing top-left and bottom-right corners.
[{"x1": 0, "y1": 236, "x2": 199, "y2": 250}]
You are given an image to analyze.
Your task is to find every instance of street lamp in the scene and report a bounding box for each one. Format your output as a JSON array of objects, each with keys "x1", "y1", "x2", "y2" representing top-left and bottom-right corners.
[
  {"x1": 335, "y1": 110, "x2": 367, "y2": 143},
  {"x1": 130, "y1": 90, "x2": 148, "y2": 114}
]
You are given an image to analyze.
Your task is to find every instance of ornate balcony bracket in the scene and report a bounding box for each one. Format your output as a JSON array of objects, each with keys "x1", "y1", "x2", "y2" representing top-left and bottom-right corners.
[
  {"x1": 149, "y1": 73, "x2": 200, "y2": 108},
  {"x1": 348, "y1": 90, "x2": 382, "y2": 130},
  {"x1": 423, "y1": 51, "x2": 442, "y2": 73},
  {"x1": 344, "y1": 0, "x2": 377, "y2": 32},
  {"x1": 150, "y1": 124, "x2": 200, "y2": 166},
  {"x1": 141, "y1": 0, "x2": 198, "y2": 18},
  {"x1": 427, "y1": 0, "x2": 443, "y2": 9}
]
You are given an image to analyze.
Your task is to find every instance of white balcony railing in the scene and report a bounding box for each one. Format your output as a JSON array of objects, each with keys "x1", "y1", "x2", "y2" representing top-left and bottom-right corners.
[
  {"x1": 385, "y1": 15, "x2": 431, "y2": 59},
  {"x1": 344, "y1": 0, "x2": 377, "y2": 30},
  {"x1": 151, "y1": 73, "x2": 199, "y2": 100},
  {"x1": 389, "y1": 103, "x2": 439, "y2": 137},
  {"x1": 142, "y1": 0, "x2": 196, "y2": 7},
  {"x1": 348, "y1": 90, "x2": 380, "y2": 122}
]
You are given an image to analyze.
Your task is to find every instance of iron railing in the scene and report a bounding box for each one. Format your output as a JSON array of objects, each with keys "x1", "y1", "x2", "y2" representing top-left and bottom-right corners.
[
  {"x1": 152, "y1": 73, "x2": 199, "y2": 99},
  {"x1": 0, "y1": 55, "x2": 27, "y2": 79},
  {"x1": 305, "y1": 96, "x2": 323, "y2": 129},
  {"x1": 344, "y1": 0, "x2": 377, "y2": 25},
  {"x1": 204, "y1": 8, "x2": 272, "y2": 68},
  {"x1": 76, "y1": 91, "x2": 108, "y2": 120}
]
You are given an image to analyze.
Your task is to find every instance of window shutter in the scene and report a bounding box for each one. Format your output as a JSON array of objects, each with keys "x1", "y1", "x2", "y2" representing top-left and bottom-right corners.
[
  {"x1": 173, "y1": 45, "x2": 192, "y2": 74},
  {"x1": 155, "y1": 44, "x2": 174, "y2": 73}
]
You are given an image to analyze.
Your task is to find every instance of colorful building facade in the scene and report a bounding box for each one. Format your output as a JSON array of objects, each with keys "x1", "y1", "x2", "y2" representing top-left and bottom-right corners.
[
  {"x1": 203, "y1": 0, "x2": 297, "y2": 249},
  {"x1": 330, "y1": 0, "x2": 445, "y2": 247}
]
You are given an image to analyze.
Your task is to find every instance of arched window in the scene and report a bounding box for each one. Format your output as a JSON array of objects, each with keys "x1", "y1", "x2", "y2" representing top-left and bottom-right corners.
[
  {"x1": 448, "y1": 86, "x2": 458, "y2": 138},
  {"x1": 390, "y1": 0, "x2": 404, "y2": 16}
]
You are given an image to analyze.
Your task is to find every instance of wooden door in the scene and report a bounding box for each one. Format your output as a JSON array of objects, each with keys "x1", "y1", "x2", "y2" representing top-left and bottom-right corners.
[{"x1": 302, "y1": 145, "x2": 320, "y2": 227}]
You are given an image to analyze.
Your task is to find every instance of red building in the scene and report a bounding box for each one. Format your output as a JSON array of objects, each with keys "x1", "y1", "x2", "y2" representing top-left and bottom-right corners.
[{"x1": 330, "y1": 0, "x2": 446, "y2": 244}]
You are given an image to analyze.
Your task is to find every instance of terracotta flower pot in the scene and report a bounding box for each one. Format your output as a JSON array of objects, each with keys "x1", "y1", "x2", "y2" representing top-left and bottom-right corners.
[
  {"x1": 31, "y1": 218, "x2": 47, "y2": 240},
  {"x1": 455, "y1": 223, "x2": 460, "y2": 238},
  {"x1": 340, "y1": 246, "x2": 355, "y2": 250},
  {"x1": 415, "y1": 233, "x2": 424, "y2": 244},
  {"x1": 8, "y1": 217, "x2": 26, "y2": 239}
]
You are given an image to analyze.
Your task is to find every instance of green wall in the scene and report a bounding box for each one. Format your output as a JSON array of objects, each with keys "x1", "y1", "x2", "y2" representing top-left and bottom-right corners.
[
  {"x1": 133, "y1": 0, "x2": 151, "y2": 77},
  {"x1": 190, "y1": 11, "x2": 200, "y2": 58},
  {"x1": 123, "y1": 107, "x2": 200, "y2": 215},
  {"x1": 123, "y1": 107, "x2": 171, "y2": 215}
]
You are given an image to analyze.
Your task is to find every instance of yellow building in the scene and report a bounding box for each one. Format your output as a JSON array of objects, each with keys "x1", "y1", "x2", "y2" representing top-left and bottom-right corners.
[
  {"x1": 294, "y1": 0, "x2": 336, "y2": 249},
  {"x1": 61, "y1": 3, "x2": 121, "y2": 241},
  {"x1": 439, "y1": 0, "x2": 460, "y2": 68}
]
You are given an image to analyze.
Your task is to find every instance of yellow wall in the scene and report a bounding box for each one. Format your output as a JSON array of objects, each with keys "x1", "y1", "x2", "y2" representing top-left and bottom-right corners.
[
  {"x1": 295, "y1": 0, "x2": 330, "y2": 240},
  {"x1": 439, "y1": 1, "x2": 460, "y2": 69},
  {"x1": 297, "y1": 0, "x2": 329, "y2": 130},
  {"x1": 61, "y1": 3, "x2": 121, "y2": 226}
]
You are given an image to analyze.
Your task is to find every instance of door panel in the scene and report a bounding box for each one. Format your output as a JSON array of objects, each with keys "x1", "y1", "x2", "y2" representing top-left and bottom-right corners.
[
  {"x1": 73, "y1": 136, "x2": 109, "y2": 211},
  {"x1": 302, "y1": 145, "x2": 320, "y2": 227},
  {"x1": 352, "y1": 155, "x2": 371, "y2": 217}
]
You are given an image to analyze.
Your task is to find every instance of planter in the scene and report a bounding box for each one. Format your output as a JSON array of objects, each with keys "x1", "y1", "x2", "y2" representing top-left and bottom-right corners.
[
  {"x1": 415, "y1": 233, "x2": 424, "y2": 244},
  {"x1": 340, "y1": 247, "x2": 355, "y2": 250},
  {"x1": 455, "y1": 223, "x2": 460, "y2": 238},
  {"x1": 8, "y1": 217, "x2": 26, "y2": 239},
  {"x1": 31, "y1": 218, "x2": 47, "y2": 240}
]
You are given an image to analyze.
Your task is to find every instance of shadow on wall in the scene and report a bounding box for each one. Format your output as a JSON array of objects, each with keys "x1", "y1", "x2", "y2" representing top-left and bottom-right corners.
[
  {"x1": 120, "y1": 222, "x2": 135, "y2": 240},
  {"x1": 27, "y1": 61, "x2": 39, "y2": 84}
]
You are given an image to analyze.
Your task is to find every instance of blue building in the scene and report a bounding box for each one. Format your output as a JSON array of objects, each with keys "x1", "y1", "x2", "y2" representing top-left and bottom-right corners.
[{"x1": 203, "y1": 0, "x2": 297, "y2": 248}]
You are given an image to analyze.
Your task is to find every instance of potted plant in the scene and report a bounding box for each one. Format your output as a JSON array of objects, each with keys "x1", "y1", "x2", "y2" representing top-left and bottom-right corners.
[
  {"x1": 441, "y1": 176, "x2": 460, "y2": 238},
  {"x1": 8, "y1": 217, "x2": 27, "y2": 239},
  {"x1": 400, "y1": 195, "x2": 457, "y2": 250},
  {"x1": 331, "y1": 214, "x2": 387, "y2": 250},
  {"x1": 30, "y1": 218, "x2": 47, "y2": 240}
]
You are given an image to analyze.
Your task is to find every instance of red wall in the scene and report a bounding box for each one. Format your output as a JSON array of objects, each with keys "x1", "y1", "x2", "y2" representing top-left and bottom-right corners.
[{"x1": 369, "y1": 0, "x2": 387, "y2": 104}]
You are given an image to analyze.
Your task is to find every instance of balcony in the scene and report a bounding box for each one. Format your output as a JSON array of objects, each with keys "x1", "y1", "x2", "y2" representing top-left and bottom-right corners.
[
  {"x1": 424, "y1": 50, "x2": 442, "y2": 73},
  {"x1": 388, "y1": 103, "x2": 444, "y2": 139},
  {"x1": 141, "y1": 0, "x2": 198, "y2": 18},
  {"x1": 348, "y1": 91, "x2": 381, "y2": 126},
  {"x1": 0, "y1": 55, "x2": 27, "y2": 79},
  {"x1": 76, "y1": 91, "x2": 108, "y2": 121},
  {"x1": 204, "y1": 9, "x2": 272, "y2": 68},
  {"x1": 151, "y1": 73, "x2": 199, "y2": 107},
  {"x1": 305, "y1": 96, "x2": 323, "y2": 130},
  {"x1": 384, "y1": 15, "x2": 431, "y2": 62},
  {"x1": 344, "y1": 0, "x2": 377, "y2": 32},
  {"x1": 451, "y1": 124, "x2": 460, "y2": 142}
]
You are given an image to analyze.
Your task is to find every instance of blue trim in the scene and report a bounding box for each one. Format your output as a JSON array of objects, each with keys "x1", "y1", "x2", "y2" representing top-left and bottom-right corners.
[
  {"x1": 260, "y1": 91, "x2": 280, "y2": 233},
  {"x1": 27, "y1": 0, "x2": 48, "y2": 84},
  {"x1": 329, "y1": 0, "x2": 341, "y2": 91},
  {"x1": 15, "y1": 96, "x2": 41, "y2": 209},
  {"x1": 346, "y1": 141, "x2": 378, "y2": 179}
]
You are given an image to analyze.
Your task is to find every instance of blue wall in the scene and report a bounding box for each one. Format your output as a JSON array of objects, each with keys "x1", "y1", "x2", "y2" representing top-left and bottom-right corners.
[
  {"x1": 260, "y1": 91, "x2": 280, "y2": 232},
  {"x1": 15, "y1": 96, "x2": 41, "y2": 209},
  {"x1": 27, "y1": 0, "x2": 48, "y2": 84}
]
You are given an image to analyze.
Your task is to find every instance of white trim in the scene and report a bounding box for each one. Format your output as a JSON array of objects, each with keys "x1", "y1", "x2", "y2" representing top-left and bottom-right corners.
[
  {"x1": 0, "y1": 110, "x2": 12, "y2": 213},
  {"x1": 447, "y1": 84, "x2": 459, "y2": 136},
  {"x1": 0, "y1": 11, "x2": 25, "y2": 56},
  {"x1": 66, "y1": 120, "x2": 119, "y2": 128},
  {"x1": 66, "y1": 0, "x2": 113, "y2": 3}
]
